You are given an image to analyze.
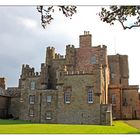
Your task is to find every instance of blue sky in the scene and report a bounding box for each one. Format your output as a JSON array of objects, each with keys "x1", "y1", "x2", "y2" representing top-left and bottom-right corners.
[{"x1": 0, "y1": 6, "x2": 140, "y2": 89}]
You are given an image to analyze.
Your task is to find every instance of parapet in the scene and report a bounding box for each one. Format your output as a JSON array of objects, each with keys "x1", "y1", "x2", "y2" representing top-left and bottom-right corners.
[
  {"x1": 93, "y1": 45, "x2": 107, "y2": 50},
  {"x1": 66, "y1": 44, "x2": 75, "y2": 49},
  {"x1": 21, "y1": 64, "x2": 40, "y2": 79},
  {"x1": 55, "y1": 53, "x2": 64, "y2": 59}
]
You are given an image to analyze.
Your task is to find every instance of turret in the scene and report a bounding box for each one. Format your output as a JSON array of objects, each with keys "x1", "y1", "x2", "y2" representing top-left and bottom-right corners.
[
  {"x1": 0, "y1": 77, "x2": 6, "y2": 89},
  {"x1": 40, "y1": 63, "x2": 48, "y2": 89},
  {"x1": 20, "y1": 64, "x2": 35, "y2": 80},
  {"x1": 108, "y1": 54, "x2": 129, "y2": 86},
  {"x1": 65, "y1": 45, "x2": 76, "y2": 67},
  {"x1": 45, "y1": 47, "x2": 55, "y2": 65}
]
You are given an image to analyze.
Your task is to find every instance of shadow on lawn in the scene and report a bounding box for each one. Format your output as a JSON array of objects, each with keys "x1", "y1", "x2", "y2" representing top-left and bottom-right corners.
[{"x1": 0, "y1": 119, "x2": 33, "y2": 125}]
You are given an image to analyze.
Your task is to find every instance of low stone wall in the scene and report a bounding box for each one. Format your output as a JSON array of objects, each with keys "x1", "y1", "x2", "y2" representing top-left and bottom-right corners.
[{"x1": 100, "y1": 104, "x2": 112, "y2": 125}]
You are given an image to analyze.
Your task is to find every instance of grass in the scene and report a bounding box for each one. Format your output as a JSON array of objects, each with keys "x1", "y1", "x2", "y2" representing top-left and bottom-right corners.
[{"x1": 0, "y1": 119, "x2": 139, "y2": 134}]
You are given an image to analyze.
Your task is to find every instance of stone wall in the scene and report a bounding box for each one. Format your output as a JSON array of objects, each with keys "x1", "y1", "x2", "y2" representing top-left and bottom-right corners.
[
  {"x1": 40, "y1": 90, "x2": 58, "y2": 123},
  {"x1": 57, "y1": 74, "x2": 102, "y2": 125},
  {"x1": 17, "y1": 32, "x2": 116, "y2": 125},
  {"x1": 79, "y1": 31, "x2": 92, "y2": 48},
  {"x1": 108, "y1": 54, "x2": 129, "y2": 86},
  {"x1": 75, "y1": 46, "x2": 107, "y2": 73},
  {"x1": 100, "y1": 104, "x2": 112, "y2": 125},
  {"x1": 108, "y1": 85, "x2": 121, "y2": 119},
  {"x1": 0, "y1": 95, "x2": 10, "y2": 118},
  {"x1": 122, "y1": 86, "x2": 140, "y2": 119},
  {"x1": 9, "y1": 97, "x2": 20, "y2": 119}
]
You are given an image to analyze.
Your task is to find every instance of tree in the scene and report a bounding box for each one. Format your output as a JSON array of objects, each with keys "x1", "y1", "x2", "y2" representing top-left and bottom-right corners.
[
  {"x1": 99, "y1": 6, "x2": 140, "y2": 30},
  {"x1": 37, "y1": 6, "x2": 77, "y2": 29}
]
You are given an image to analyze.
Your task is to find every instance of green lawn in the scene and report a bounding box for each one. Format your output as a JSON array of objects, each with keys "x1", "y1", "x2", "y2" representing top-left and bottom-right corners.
[{"x1": 0, "y1": 119, "x2": 139, "y2": 134}]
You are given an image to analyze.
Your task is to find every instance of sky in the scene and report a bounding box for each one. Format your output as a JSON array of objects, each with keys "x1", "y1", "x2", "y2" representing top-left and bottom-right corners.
[{"x1": 0, "y1": 6, "x2": 140, "y2": 89}]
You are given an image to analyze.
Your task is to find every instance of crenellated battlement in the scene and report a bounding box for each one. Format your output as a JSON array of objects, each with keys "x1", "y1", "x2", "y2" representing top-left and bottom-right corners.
[
  {"x1": 65, "y1": 44, "x2": 76, "y2": 67},
  {"x1": 55, "y1": 53, "x2": 64, "y2": 59},
  {"x1": 94, "y1": 45, "x2": 107, "y2": 49},
  {"x1": 64, "y1": 64, "x2": 103, "y2": 76},
  {"x1": 66, "y1": 44, "x2": 75, "y2": 49},
  {"x1": 45, "y1": 46, "x2": 55, "y2": 64},
  {"x1": 21, "y1": 64, "x2": 40, "y2": 79}
]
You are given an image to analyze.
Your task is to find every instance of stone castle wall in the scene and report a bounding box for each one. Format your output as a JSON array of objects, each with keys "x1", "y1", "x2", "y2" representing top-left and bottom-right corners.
[
  {"x1": 0, "y1": 95, "x2": 10, "y2": 118},
  {"x1": 57, "y1": 74, "x2": 102, "y2": 124}
]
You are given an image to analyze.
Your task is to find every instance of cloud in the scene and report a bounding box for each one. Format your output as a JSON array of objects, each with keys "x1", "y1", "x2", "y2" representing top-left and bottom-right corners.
[
  {"x1": 18, "y1": 17, "x2": 38, "y2": 29},
  {"x1": 0, "y1": 6, "x2": 140, "y2": 89}
]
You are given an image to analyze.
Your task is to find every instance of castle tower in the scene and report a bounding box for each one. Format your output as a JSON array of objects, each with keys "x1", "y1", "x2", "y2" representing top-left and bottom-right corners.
[
  {"x1": 79, "y1": 31, "x2": 92, "y2": 48},
  {"x1": 108, "y1": 54, "x2": 129, "y2": 86},
  {"x1": 45, "y1": 47, "x2": 55, "y2": 65},
  {"x1": 40, "y1": 63, "x2": 48, "y2": 89},
  {"x1": 20, "y1": 64, "x2": 35, "y2": 80},
  {"x1": 18, "y1": 64, "x2": 35, "y2": 89},
  {"x1": 0, "y1": 78, "x2": 6, "y2": 89},
  {"x1": 65, "y1": 45, "x2": 76, "y2": 71},
  {"x1": 119, "y1": 55, "x2": 129, "y2": 86}
]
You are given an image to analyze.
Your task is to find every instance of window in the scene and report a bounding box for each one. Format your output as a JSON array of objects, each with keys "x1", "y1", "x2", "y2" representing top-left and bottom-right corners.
[
  {"x1": 88, "y1": 88, "x2": 93, "y2": 103},
  {"x1": 29, "y1": 95, "x2": 35, "y2": 104},
  {"x1": 47, "y1": 95, "x2": 52, "y2": 103},
  {"x1": 29, "y1": 109, "x2": 34, "y2": 117},
  {"x1": 110, "y1": 64, "x2": 114, "y2": 73},
  {"x1": 111, "y1": 73, "x2": 115, "y2": 79},
  {"x1": 0, "y1": 87, "x2": 4, "y2": 95},
  {"x1": 64, "y1": 92, "x2": 71, "y2": 104},
  {"x1": 64, "y1": 87, "x2": 72, "y2": 104},
  {"x1": 46, "y1": 112, "x2": 52, "y2": 120},
  {"x1": 123, "y1": 98, "x2": 127, "y2": 106},
  {"x1": 112, "y1": 95, "x2": 116, "y2": 104},
  {"x1": 91, "y1": 56, "x2": 96, "y2": 64},
  {"x1": 30, "y1": 81, "x2": 35, "y2": 90}
]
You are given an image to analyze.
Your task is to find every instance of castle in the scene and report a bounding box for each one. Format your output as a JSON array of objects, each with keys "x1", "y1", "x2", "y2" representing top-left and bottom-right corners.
[{"x1": 0, "y1": 31, "x2": 140, "y2": 125}]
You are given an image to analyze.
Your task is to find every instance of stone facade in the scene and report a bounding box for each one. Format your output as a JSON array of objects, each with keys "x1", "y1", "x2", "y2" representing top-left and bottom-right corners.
[
  {"x1": 0, "y1": 31, "x2": 140, "y2": 125},
  {"x1": 0, "y1": 95, "x2": 10, "y2": 118},
  {"x1": 17, "y1": 31, "x2": 112, "y2": 125},
  {"x1": 108, "y1": 55, "x2": 140, "y2": 119}
]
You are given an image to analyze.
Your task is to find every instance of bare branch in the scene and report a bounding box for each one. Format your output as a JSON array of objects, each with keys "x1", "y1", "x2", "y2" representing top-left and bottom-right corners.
[
  {"x1": 99, "y1": 6, "x2": 140, "y2": 30},
  {"x1": 37, "y1": 5, "x2": 77, "y2": 29}
]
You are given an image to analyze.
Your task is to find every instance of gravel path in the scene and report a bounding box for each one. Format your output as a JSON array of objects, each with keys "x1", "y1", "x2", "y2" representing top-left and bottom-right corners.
[{"x1": 124, "y1": 120, "x2": 140, "y2": 130}]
